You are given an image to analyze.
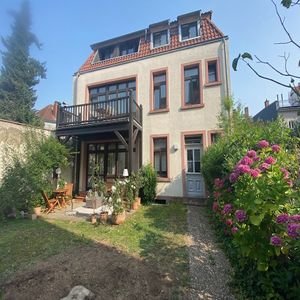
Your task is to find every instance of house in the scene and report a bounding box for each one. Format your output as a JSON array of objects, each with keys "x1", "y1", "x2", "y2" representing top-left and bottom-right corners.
[
  {"x1": 253, "y1": 95, "x2": 300, "y2": 130},
  {"x1": 37, "y1": 101, "x2": 59, "y2": 130},
  {"x1": 55, "y1": 10, "x2": 230, "y2": 200}
]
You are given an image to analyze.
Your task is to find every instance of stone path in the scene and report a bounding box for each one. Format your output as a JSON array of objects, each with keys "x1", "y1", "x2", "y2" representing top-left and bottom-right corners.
[{"x1": 187, "y1": 205, "x2": 235, "y2": 300}]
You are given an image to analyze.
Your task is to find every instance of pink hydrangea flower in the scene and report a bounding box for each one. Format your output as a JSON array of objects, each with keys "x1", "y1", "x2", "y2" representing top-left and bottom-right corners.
[
  {"x1": 265, "y1": 156, "x2": 277, "y2": 165},
  {"x1": 276, "y1": 213, "x2": 289, "y2": 224},
  {"x1": 231, "y1": 227, "x2": 239, "y2": 234},
  {"x1": 212, "y1": 201, "x2": 219, "y2": 212},
  {"x1": 226, "y1": 219, "x2": 233, "y2": 227},
  {"x1": 240, "y1": 156, "x2": 253, "y2": 165},
  {"x1": 236, "y1": 164, "x2": 251, "y2": 175},
  {"x1": 229, "y1": 172, "x2": 239, "y2": 183},
  {"x1": 271, "y1": 144, "x2": 281, "y2": 152},
  {"x1": 270, "y1": 235, "x2": 282, "y2": 246},
  {"x1": 257, "y1": 140, "x2": 270, "y2": 148},
  {"x1": 289, "y1": 215, "x2": 300, "y2": 223},
  {"x1": 250, "y1": 168, "x2": 261, "y2": 178},
  {"x1": 287, "y1": 223, "x2": 300, "y2": 238},
  {"x1": 259, "y1": 163, "x2": 271, "y2": 172},
  {"x1": 223, "y1": 204, "x2": 233, "y2": 215},
  {"x1": 235, "y1": 210, "x2": 247, "y2": 222},
  {"x1": 280, "y1": 168, "x2": 289, "y2": 179},
  {"x1": 247, "y1": 150, "x2": 257, "y2": 158},
  {"x1": 214, "y1": 178, "x2": 224, "y2": 189}
]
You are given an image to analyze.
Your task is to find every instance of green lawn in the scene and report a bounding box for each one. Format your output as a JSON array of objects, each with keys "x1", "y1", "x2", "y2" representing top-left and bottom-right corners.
[{"x1": 0, "y1": 203, "x2": 189, "y2": 292}]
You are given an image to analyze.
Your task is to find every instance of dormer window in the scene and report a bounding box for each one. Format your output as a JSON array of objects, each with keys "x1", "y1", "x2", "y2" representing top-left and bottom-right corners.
[
  {"x1": 180, "y1": 21, "x2": 199, "y2": 41},
  {"x1": 97, "y1": 38, "x2": 140, "y2": 61},
  {"x1": 152, "y1": 30, "x2": 169, "y2": 48},
  {"x1": 120, "y1": 38, "x2": 140, "y2": 56},
  {"x1": 100, "y1": 46, "x2": 115, "y2": 60}
]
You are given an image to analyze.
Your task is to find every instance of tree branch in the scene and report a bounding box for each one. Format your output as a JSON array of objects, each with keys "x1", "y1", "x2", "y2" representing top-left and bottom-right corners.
[
  {"x1": 272, "y1": 0, "x2": 300, "y2": 49},
  {"x1": 255, "y1": 55, "x2": 300, "y2": 79},
  {"x1": 242, "y1": 59, "x2": 295, "y2": 89}
]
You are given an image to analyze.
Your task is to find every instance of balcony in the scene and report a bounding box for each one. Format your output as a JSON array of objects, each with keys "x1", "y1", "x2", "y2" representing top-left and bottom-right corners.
[{"x1": 56, "y1": 96, "x2": 142, "y2": 136}]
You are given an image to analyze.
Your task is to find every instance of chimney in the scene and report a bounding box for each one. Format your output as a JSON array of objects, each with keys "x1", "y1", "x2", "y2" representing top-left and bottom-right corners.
[
  {"x1": 264, "y1": 99, "x2": 269, "y2": 108},
  {"x1": 52, "y1": 101, "x2": 59, "y2": 118},
  {"x1": 244, "y1": 107, "x2": 249, "y2": 117}
]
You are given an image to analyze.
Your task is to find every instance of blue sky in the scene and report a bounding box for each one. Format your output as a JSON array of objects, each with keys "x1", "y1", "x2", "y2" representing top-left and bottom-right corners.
[{"x1": 0, "y1": 0, "x2": 299, "y2": 115}]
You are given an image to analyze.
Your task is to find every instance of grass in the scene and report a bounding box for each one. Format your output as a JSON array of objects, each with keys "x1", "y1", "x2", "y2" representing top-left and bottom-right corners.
[{"x1": 0, "y1": 203, "x2": 189, "y2": 293}]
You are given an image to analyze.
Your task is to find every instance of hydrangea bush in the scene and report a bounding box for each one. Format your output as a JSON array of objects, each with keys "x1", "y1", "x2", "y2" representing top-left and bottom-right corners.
[{"x1": 211, "y1": 140, "x2": 300, "y2": 297}]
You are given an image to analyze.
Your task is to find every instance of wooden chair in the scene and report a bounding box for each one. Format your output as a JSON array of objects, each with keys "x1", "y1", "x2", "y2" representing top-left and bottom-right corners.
[
  {"x1": 64, "y1": 183, "x2": 74, "y2": 204},
  {"x1": 41, "y1": 191, "x2": 59, "y2": 214}
]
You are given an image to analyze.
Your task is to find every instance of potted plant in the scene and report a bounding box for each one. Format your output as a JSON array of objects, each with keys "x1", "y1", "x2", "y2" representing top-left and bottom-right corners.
[
  {"x1": 111, "y1": 180, "x2": 125, "y2": 225},
  {"x1": 30, "y1": 195, "x2": 44, "y2": 217},
  {"x1": 130, "y1": 170, "x2": 143, "y2": 209}
]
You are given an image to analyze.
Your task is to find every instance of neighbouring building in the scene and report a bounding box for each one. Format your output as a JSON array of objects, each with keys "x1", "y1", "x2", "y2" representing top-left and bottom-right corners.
[
  {"x1": 56, "y1": 10, "x2": 230, "y2": 200},
  {"x1": 253, "y1": 90, "x2": 300, "y2": 130},
  {"x1": 37, "y1": 101, "x2": 59, "y2": 130}
]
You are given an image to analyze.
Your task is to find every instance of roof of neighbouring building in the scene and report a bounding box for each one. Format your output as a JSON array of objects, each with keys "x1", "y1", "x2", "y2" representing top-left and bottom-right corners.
[
  {"x1": 78, "y1": 10, "x2": 226, "y2": 74},
  {"x1": 37, "y1": 102, "x2": 58, "y2": 123},
  {"x1": 253, "y1": 101, "x2": 279, "y2": 122}
]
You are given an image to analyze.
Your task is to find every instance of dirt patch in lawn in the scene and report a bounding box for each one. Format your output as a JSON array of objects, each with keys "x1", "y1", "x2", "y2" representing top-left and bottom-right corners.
[{"x1": 0, "y1": 244, "x2": 176, "y2": 299}]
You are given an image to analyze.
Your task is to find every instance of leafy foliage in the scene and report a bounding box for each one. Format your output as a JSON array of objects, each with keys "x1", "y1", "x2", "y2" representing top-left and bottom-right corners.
[
  {"x1": 139, "y1": 164, "x2": 157, "y2": 204},
  {"x1": 0, "y1": 0, "x2": 46, "y2": 124},
  {"x1": 204, "y1": 117, "x2": 300, "y2": 298},
  {"x1": 0, "y1": 130, "x2": 69, "y2": 216}
]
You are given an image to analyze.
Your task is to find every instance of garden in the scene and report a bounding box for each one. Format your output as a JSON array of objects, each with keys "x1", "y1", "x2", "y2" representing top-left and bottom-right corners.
[
  {"x1": 0, "y1": 130, "x2": 189, "y2": 299},
  {"x1": 202, "y1": 106, "x2": 300, "y2": 299}
]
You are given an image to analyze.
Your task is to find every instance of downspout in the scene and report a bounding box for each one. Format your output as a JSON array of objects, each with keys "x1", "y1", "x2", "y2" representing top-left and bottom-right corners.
[
  {"x1": 222, "y1": 37, "x2": 230, "y2": 98},
  {"x1": 73, "y1": 71, "x2": 80, "y2": 105}
]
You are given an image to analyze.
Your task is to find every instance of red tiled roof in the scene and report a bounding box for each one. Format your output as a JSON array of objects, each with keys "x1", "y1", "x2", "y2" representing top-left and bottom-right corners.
[
  {"x1": 78, "y1": 13, "x2": 225, "y2": 74},
  {"x1": 37, "y1": 102, "x2": 58, "y2": 122}
]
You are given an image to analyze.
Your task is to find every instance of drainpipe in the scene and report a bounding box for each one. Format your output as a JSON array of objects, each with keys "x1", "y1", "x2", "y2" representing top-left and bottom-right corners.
[
  {"x1": 222, "y1": 37, "x2": 230, "y2": 98},
  {"x1": 73, "y1": 71, "x2": 80, "y2": 105}
]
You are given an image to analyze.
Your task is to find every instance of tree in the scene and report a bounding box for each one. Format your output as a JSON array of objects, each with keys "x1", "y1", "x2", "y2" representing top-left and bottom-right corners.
[
  {"x1": 0, "y1": 0, "x2": 46, "y2": 125},
  {"x1": 232, "y1": 0, "x2": 300, "y2": 99}
]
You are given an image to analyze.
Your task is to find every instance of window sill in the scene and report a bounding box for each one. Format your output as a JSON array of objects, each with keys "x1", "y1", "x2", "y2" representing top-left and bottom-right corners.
[
  {"x1": 181, "y1": 104, "x2": 204, "y2": 110},
  {"x1": 157, "y1": 177, "x2": 171, "y2": 182},
  {"x1": 205, "y1": 81, "x2": 222, "y2": 87},
  {"x1": 149, "y1": 108, "x2": 169, "y2": 114},
  {"x1": 180, "y1": 36, "x2": 200, "y2": 42}
]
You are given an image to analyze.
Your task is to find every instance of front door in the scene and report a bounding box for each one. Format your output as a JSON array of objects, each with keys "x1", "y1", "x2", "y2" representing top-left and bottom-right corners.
[{"x1": 185, "y1": 136, "x2": 205, "y2": 198}]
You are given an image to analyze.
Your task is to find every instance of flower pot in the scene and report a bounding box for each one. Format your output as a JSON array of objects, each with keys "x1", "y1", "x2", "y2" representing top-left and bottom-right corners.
[
  {"x1": 99, "y1": 211, "x2": 108, "y2": 224},
  {"x1": 91, "y1": 214, "x2": 98, "y2": 224},
  {"x1": 135, "y1": 197, "x2": 141, "y2": 207},
  {"x1": 111, "y1": 211, "x2": 125, "y2": 225},
  {"x1": 33, "y1": 206, "x2": 42, "y2": 216},
  {"x1": 30, "y1": 213, "x2": 37, "y2": 220},
  {"x1": 131, "y1": 200, "x2": 139, "y2": 211}
]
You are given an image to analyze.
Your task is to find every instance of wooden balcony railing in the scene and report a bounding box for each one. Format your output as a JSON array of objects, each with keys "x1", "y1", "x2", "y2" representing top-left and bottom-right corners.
[{"x1": 56, "y1": 96, "x2": 142, "y2": 129}]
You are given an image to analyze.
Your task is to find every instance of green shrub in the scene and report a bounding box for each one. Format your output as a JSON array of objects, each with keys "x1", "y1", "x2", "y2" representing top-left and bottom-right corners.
[
  {"x1": 211, "y1": 140, "x2": 300, "y2": 298},
  {"x1": 139, "y1": 164, "x2": 157, "y2": 204},
  {"x1": 0, "y1": 130, "x2": 69, "y2": 216}
]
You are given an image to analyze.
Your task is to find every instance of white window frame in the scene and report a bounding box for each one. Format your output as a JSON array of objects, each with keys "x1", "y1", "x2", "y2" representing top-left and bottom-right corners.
[
  {"x1": 151, "y1": 29, "x2": 170, "y2": 49},
  {"x1": 179, "y1": 20, "x2": 200, "y2": 42}
]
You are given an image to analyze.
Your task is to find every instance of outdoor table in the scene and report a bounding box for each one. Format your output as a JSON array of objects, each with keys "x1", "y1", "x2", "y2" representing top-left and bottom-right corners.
[{"x1": 53, "y1": 188, "x2": 67, "y2": 208}]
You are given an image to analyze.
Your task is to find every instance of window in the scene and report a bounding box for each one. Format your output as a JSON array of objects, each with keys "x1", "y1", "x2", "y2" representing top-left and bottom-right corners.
[
  {"x1": 207, "y1": 60, "x2": 219, "y2": 83},
  {"x1": 153, "y1": 137, "x2": 168, "y2": 178},
  {"x1": 120, "y1": 38, "x2": 140, "y2": 56},
  {"x1": 152, "y1": 30, "x2": 168, "y2": 48},
  {"x1": 181, "y1": 21, "x2": 198, "y2": 40},
  {"x1": 89, "y1": 80, "x2": 136, "y2": 103},
  {"x1": 153, "y1": 72, "x2": 167, "y2": 110},
  {"x1": 87, "y1": 142, "x2": 128, "y2": 188},
  {"x1": 100, "y1": 46, "x2": 115, "y2": 60},
  {"x1": 98, "y1": 38, "x2": 140, "y2": 61},
  {"x1": 210, "y1": 132, "x2": 221, "y2": 144},
  {"x1": 184, "y1": 66, "x2": 200, "y2": 105}
]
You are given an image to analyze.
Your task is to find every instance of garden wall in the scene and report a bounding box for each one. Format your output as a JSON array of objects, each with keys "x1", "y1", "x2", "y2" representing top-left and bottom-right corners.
[{"x1": 0, "y1": 119, "x2": 51, "y2": 182}]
